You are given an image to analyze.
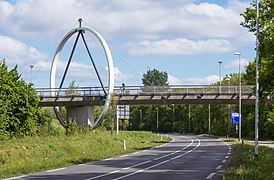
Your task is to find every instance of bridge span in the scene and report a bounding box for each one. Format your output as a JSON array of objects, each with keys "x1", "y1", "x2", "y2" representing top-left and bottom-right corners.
[{"x1": 36, "y1": 85, "x2": 273, "y2": 106}]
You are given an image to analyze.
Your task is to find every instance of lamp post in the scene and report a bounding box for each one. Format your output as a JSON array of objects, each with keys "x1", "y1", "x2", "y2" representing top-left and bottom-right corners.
[
  {"x1": 225, "y1": 76, "x2": 231, "y2": 137},
  {"x1": 234, "y1": 52, "x2": 242, "y2": 141},
  {"x1": 224, "y1": 76, "x2": 231, "y2": 93},
  {"x1": 30, "y1": 65, "x2": 34, "y2": 83},
  {"x1": 139, "y1": 110, "x2": 142, "y2": 129},
  {"x1": 156, "y1": 108, "x2": 159, "y2": 133},
  {"x1": 172, "y1": 104, "x2": 175, "y2": 132},
  {"x1": 188, "y1": 105, "x2": 191, "y2": 133},
  {"x1": 255, "y1": 0, "x2": 260, "y2": 157},
  {"x1": 208, "y1": 104, "x2": 211, "y2": 135},
  {"x1": 218, "y1": 61, "x2": 222, "y2": 93}
]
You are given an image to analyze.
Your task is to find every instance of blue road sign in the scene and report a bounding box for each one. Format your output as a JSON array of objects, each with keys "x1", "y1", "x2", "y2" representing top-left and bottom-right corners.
[{"x1": 231, "y1": 111, "x2": 239, "y2": 124}]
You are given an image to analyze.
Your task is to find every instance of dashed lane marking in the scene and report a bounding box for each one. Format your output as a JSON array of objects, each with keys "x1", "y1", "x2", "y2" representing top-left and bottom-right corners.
[
  {"x1": 46, "y1": 168, "x2": 66, "y2": 173},
  {"x1": 206, "y1": 173, "x2": 216, "y2": 179},
  {"x1": 216, "y1": 165, "x2": 222, "y2": 170}
]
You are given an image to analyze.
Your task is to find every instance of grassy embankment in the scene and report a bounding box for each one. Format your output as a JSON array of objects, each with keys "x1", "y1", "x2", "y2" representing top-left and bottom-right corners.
[
  {"x1": 0, "y1": 131, "x2": 170, "y2": 179},
  {"x1": 221, "y1": 138, "x2": 274, "y2": 179}
]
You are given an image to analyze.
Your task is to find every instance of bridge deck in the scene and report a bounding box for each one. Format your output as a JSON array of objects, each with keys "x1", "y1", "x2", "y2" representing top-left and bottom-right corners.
[{"x1": 36, "y1": 85, "x2": 273, "y2": 106}]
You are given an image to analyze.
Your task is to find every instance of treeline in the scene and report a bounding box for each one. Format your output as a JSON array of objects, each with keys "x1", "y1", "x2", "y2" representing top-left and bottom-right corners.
[{"x1": 129, "y1": 103, "x2": 274, "y2": 140}]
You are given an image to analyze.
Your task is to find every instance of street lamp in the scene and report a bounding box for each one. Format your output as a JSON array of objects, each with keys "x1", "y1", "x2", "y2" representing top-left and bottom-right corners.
[
  {"x1": 172, "y1": 104, "x2": 175, "y2": 132},
  {"x1": 224, "y1": 76, "x2": 231, "y2": 137},
  {"x1": 218, "y1": 61, "x2": 222, "y2": 93},
  {"x1": 30, "y1": 65, "x2": 34, "y2": 83},
  {"x1": 255, "y1": 0, "x2": 260, "y2": 156},
  {"x1": 156, "y1": 108, "x2": 159, "y2": 133},
  {"x1": 234, "y1": 52, "x2": 242, "y2": 141},
  {"x1": 188, "y1": 105, "x2": 191, "y2": 133},
  {"x1": 139, "y1": 110, "x2": 142, "y2": 129},
  {"x1": 224, "y1": 75, "x2": 231, "y2": 93},
  {"x1": 208, "y1": 104, "x2": 211, "y2": 135}
]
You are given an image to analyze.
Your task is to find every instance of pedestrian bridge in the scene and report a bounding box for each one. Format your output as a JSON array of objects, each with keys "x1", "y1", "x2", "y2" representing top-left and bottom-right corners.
[{"x1": 36, "y1": 85, "x2": 274, "y2": 106}]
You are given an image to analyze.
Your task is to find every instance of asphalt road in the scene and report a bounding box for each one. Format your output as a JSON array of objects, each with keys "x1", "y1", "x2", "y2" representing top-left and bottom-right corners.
[{"x1": 6, "y1": 135, "x2": 232, "y2": 180}]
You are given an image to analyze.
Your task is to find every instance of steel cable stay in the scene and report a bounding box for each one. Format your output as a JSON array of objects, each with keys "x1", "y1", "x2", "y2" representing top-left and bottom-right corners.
[
  {"x1": 31, "y1": 22, "x2": 80, "y2": 82},
  {"x1": 84, "y1": 22, "x2": 156, "y2": 87},
  {"x1": 109, "y1": 45, "x2": 154, "y2": 87},
  {"x1": 50, "y1": 19, "x2": 114, "y2": 129},
  {"x1": 57, "y1": 30, "x2": 81, "y2": 97},
  {"x1": 80, "y1": 32, "x2": 107, "y2": 96}
]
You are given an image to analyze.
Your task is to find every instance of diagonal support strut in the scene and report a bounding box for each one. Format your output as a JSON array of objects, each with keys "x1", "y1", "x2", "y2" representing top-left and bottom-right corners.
[{"x1": 80, "y1": 31, "x2": 107, "y2": 96}]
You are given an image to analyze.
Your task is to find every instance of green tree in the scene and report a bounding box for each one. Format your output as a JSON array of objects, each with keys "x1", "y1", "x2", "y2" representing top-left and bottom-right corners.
[
  {"x1": 241, "y1": 0, "x2": 274, "y2": 140},
  {"x1": 241, "y1": 0, "x2": 274, "y2": 95},
  {"x1": 0, "y1": 60, "x2": 40, "y2": 138},
  {"x1": 142, "y1": 68, "x2": 168, "y2": 86},
  {"x1": 133, "y1": 69, "x2": 169, "y2": 132},
  {"x1": 265, "y1": 108, "x2": 274, "y2": 139}
]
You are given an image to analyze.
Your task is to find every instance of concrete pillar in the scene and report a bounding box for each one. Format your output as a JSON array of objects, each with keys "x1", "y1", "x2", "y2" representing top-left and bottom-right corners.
[{"x1": 66, "y1": 106, "x2": 94, "y2": 127}]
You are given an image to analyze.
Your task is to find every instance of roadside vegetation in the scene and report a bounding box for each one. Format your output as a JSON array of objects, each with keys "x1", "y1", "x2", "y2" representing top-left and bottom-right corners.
[
  {"x1": 221, "y1": 138, "x2": 274, "y2": 179},
  {"x1": 0, "y1": 130, "x2": 170, "y2": 179}
]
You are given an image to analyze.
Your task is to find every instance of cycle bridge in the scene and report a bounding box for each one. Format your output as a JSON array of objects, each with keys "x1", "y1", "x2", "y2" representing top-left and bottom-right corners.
[{"x1": 36, "y1": 85, "x2": 274, "y2": 107}]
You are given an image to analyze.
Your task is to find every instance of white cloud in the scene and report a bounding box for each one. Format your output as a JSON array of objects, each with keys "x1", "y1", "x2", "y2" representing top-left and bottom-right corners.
[
  {"x1": 105, "y1": 66, "x2": 133, "y2": 84},
  {"x1": 182, "y1": 75, "x2": 219, "y2": 85},
  {"x1": 0, "y1": 35, "x2": 47, "y2": 64},
  {"x1": 0, "y1": 0, "x2": 253, "y2": 44},
  {"x1": 224, "y1": 58, "x2": 250, "y2": 70},
  {"x1": 128, "y1": 38, "x2": 231, "y2": 56},
  {"x1": 168, "y1": 74, "x2": 182, "y2": 85}
]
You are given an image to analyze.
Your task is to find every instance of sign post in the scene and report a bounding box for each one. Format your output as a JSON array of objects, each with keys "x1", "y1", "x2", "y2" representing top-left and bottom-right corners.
[
  {"x1": 232, "y1": 110, "x2": 240, "y2": 140},
  {"x1": 231, "y1": 111, "x2": 240, "y2": 124}
]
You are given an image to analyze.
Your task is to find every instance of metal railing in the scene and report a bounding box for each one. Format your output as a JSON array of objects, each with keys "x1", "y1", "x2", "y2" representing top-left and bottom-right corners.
[{"x1": 36, "y1": 85, "x2": 255, "y2": 98}]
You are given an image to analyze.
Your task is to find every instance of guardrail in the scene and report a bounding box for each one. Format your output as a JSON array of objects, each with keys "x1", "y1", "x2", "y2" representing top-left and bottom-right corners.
[{"x1": 36, "y1": 85, "x2": 255, "y2": 98}]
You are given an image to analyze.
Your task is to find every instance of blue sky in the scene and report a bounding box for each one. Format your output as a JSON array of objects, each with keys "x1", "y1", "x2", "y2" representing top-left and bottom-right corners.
[{"x1": 0, "y1": 0, "x2": 255, "y2": 88}]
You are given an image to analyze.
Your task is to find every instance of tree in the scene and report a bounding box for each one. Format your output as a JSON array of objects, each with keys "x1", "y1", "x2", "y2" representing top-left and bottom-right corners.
[
  {"x1": 241, "y1": 0, "x2": 274, "y2": 140},
  {"x1": 0, "y1": 60, "x2": 40, "y2": 138},
  {"x1": 142, "y1": 68, "x2": 168, "y2": 86},
  {"x1": 241, "y1": 0, "x2": 274, "y2": 95}
]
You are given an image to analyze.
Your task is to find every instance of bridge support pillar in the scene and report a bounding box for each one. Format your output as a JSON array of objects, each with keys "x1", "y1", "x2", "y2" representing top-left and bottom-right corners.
[{"x1": 66, "y1": 106, "x2": 94, "y2": 127}]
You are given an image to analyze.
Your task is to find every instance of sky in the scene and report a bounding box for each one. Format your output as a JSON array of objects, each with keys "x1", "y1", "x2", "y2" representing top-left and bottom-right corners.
[{"x1": 0, "y1": 0, "x2": 256, "y2": 88}]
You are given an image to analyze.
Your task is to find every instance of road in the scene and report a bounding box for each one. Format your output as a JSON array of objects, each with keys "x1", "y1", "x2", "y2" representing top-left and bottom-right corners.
[{"x1": 6, "y1": 135, "x2": 232, "y2": 180}]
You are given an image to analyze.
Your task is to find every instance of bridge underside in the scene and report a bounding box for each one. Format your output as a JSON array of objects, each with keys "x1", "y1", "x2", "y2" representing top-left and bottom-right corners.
[{"x1": 38, "y1": 93, "x2": 273, "y2": 107}]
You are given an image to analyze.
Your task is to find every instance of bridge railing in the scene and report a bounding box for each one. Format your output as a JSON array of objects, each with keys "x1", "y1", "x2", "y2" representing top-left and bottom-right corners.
[
  {"x1": 123, "y1": 85, "x2": 254, "y2": 95},
  {"x1": 36, "y1": 85, "x2": 255, "y2": 98}
]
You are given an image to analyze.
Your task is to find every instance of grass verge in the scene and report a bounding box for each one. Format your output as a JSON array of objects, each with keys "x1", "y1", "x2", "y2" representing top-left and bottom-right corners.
[
  {"x1": 0, "y1": 131, "x2": 170, "y2": 179},
  {"x1": 222, "y1": 139, "x2": 274, "y2": 179}
]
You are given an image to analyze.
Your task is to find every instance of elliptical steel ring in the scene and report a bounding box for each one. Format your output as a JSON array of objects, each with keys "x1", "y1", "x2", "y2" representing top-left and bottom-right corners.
[{"x1": 50, "y1": 27, "x2": 114, "y2": 129}]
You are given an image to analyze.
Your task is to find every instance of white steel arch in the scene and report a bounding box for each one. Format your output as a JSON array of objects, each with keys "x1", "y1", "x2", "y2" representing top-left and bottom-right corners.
[{"x1": 50, "y1": 27, "x2": 114, "y2": 129}]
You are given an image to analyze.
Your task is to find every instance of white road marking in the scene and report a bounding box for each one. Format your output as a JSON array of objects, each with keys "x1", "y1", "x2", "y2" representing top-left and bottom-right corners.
[
  {"x1": 110, "y1": 170, "x2": 120, "y2": 174},
  {"x1": 222, "y1": 160, "x2": 226, "y2": 163},
  {"x1": 132, "y1": 152, "x2": 139, "y2": 155},
  {"x1": 102, "y1": 157, "x2": 113, "y2": 161},
  {"x1": 216, "y1": 165, "x2": 222, "y2": 170},
  {"x1": 153, "y1": 154, "x2": 169, "y2": 161},
  {"x1": 225, "y1": 156, "x2": 229, "y2": 159},
  {"x1": 85, "y1": 136, "x2": 195, "y2": 180},
  {"x1": 120, "y1": 154, "x2": 128, "y2": 158},
  {"x1": 86, "y1": 169, "x2": 120, "y2": 180},
  {"x1": 206, "y1": 173, "x2": 216, "y2": 179},
  {"x1": 3, "y1": 175, "x2": 27, "y2": 180},
  {"x1": 113, "y1": 138, "x2": 200, "y2": 180},
  {"x1": 46, "y1": 167, "x2": 66, "y2": 173}
]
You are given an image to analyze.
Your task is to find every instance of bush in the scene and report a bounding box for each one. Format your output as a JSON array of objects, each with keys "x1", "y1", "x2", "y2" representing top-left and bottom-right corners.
[{"x1": 0, "y1": 60, "x2": 40, "y2": 138}]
